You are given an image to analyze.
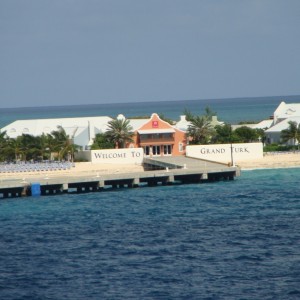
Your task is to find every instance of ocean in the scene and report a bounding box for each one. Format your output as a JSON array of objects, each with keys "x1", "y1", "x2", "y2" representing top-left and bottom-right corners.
[
  {"x1": 1, "y1": 95, "x2": 300, "y2": 128},
  {"x1": 0, "y1": 169, "x2": 300, "y2": 299},
  {"x1": 1, "y1": 96, "x2": 300, "y2": 299}
]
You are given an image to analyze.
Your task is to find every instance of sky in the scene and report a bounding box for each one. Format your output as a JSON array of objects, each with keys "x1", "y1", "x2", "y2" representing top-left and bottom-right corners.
[{"x1": 1, "y1": 0, "x2": 300, "y2": 108}]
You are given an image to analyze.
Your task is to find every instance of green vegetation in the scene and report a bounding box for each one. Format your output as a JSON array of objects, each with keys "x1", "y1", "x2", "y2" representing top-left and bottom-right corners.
[
  {"x1": 183, "y1": 106, "x2": 216, "y2": 122},
  {"x1": 1, "y1": 107, "x2": 299, "y2": 162},
  {"x1": 263, "y1": 144, "x2": 297, "y2": 152},
  {"x1": 280, "y1": 121, "x2": 300, "y2": 148},
  {"x1": 50, "y1": 126, "x2": 79, "y2": 161},
  {"x1": 204, "y1": 106, "x2": 217, "y2": 121},
  {"x1": 213, "y1": 124, "x2": 234, "y2": 144},
  {"x1": 91, "y1": 133, "x2": 114, "y2": 150},
  {"x1": 0, "y1": 126, "x2": 79, "y2": 162},
  {"x1": 105, "y1": 118, "x2": 134, "y2": 149},
  {"x1": 183, "y1": 107, "x2": 264, "y2": 145},
  {"x1": 184, "y1": 106, "x2": 217, "y2": 144},
  {"x1": 234, "y1": 126, "x2": 260, "y2": 143},
  {"x1": 187, "y1": 115, "x2": 215, "y2": 145},
  {"x1": 183, "y1": 108, "x2": 194, "y2": 122}
]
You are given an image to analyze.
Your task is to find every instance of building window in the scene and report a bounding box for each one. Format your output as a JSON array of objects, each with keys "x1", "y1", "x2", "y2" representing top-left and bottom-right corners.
[
  {"x1": 179, "y1": 143, "x2": 183, "y2": 152},
  {"x1": 152, "y1": 145, "x2": 161, "y2": 156},
  {"x1": 144, "y1": 146, "x2": 150, "y2": 156},
  {"x1": 164, "y1": 145, "x2": 172, "y2": 155}
]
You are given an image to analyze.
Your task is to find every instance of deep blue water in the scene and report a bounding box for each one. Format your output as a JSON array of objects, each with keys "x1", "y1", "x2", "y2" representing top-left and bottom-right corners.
[
  {"x1": 1, "y1": 168, "x2": 300, "y2": 299},
  {"x1": 1, "y1": 95, "x2": 300, "y2": 128}
]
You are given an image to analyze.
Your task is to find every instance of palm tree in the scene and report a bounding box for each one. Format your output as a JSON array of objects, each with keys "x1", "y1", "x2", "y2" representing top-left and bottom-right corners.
[
  {"x1": 187, "y1": 115, "x2": 215, "y2": 145},
  {"x1": 0, "y1": 131, "x2": 10, "y2": 162},
  {"x1": 35, "y1": 133, "x2": 54, "y2": 160},
  {"x1": 204, "y1": 106, "x2": 217, "y2": 121},
  {"x1": 7, "y1": 136, "x2": 24, "y2": 161},
  {"x1": 51, "y1": 126, "x2": 79, "y2": 161},
  {"x1": 105, "y1": 118, "x2": 134, "y2": 148},
  {"x1": 281, "y1": 121, "x2": 300, "y2": 148},
  {"x1": 21, "y1": 134, "x2": 46, "y2": 161},
  {"x1": 183, "y1": 108, "x2": 194, "y2": 121}
]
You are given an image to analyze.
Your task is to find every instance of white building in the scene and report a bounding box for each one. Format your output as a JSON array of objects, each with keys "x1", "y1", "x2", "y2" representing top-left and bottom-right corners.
[
  {"x1": 265, "y1": 101, "x2": 300, "y2": 144},
  {"x1": 1, "y1": 116, "x2": 113, "y2": 150},
  {"x1": 272, "y1": 101, "x2": 300, "y2": 125},
  {"x1": 251, "y1": 119, "x2": 273, "y2": 130},
  {"x1": 265, "y1": 116, "x2": 300, "y2": 145},
  {"x1": 174, "y1": 115, "x2": 224, "y2": 131},
  {"x1": 116, "y1": 114, "x2": 150, "y2": 134}
]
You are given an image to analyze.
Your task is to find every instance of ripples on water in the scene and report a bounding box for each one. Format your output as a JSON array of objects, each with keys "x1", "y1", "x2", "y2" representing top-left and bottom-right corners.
[{"x1": 0, "y1": 169, "x2": 300, "y2": 299}]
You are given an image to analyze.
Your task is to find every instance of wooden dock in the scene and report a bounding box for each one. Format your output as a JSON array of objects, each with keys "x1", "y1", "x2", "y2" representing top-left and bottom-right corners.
[{"x1": 0, "y1": 157, "x2": 240, "y2": 199}]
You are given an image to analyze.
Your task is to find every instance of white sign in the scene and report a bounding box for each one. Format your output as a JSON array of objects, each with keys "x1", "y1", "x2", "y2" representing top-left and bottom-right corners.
[
  {"x1": 186, "y1": 143, "x2": 263, "y2": 164},
  {"x1": 90, "y1": 148, "x2": 144, "y2": 165}
]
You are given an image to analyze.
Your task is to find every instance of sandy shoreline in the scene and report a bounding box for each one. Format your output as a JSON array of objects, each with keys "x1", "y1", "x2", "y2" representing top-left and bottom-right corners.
[
  {"x1": 1, "y1": 153, "x2": 300, "y2": 180},
  {"x1": 0, "y1": 163, "x2": 145, "y2": 180},
  {"x1": 236, "y1": 152, "x2": 300, "y2": 170}
]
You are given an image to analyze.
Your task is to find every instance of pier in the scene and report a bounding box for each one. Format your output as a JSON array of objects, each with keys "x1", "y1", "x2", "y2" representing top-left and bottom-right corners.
[{"x1": 0, "y1": 157, "x2": 240, "y2": 199}]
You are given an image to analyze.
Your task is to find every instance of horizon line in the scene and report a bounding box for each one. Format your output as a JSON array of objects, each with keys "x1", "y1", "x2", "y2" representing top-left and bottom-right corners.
[{"x1": 1, "y1": 94, "x2": 299, "y2": 110}]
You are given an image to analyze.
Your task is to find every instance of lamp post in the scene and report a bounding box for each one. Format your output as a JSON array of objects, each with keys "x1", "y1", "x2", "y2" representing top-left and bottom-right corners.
[
  {"x1": 230, "y1": 125, "x2": 234, "y2": 167},
  {"x1": 230, "y1": 142, "x2": 234, "y2": 166},
  {"x1": 297, "y1": 122, "x2": 300, "y2": 151}
]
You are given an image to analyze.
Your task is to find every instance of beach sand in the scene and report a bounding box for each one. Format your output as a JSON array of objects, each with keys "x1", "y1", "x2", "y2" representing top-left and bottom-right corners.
[
  {"x1": 1, "y1": 153, "x2": 300, "y2": 181},
  {"x1": 236, "y1": 152, "x2": 300, "y2": 170},
  {"x1": 0, "y1": 163, "x2": 144, "y2": 181}
]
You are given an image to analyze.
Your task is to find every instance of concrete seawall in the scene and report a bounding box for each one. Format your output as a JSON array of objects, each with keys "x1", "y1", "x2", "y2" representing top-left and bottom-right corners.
[{"x1": 0, "y1": 158, "x2": 240, "y2": 199}]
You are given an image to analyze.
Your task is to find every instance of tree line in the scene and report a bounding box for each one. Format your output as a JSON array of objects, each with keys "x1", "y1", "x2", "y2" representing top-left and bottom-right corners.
[
  {"x1": 0, "y1": 119, "x2": 135, "y2": 162},
  {"x1": 1, "y1": 108, "x2": 298, "y2": 162},
  {"x1": 184, "y1": 107, "x2": 265, "y2": 145},
  {"x1": 89, "y1": 108, "x2": 266, "y2": 150},
  {"x1": 0, "y1": 126, "x2": 78, "y2": 162}
]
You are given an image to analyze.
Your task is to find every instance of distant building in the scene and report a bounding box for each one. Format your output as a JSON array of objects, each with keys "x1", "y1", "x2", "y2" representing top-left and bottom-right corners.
[
  {"x1": 0, "y1": 114, "x2": 187, "y2": 156},
  {"x1": 174, "y1": 115, "x2": 223, "y2": 132},
  {"x1": 251, "y1": 119, "x2": 273, "y2": 130},
  {"x1": 265, "y1": 116, "x2": 300, "y2": 145},
  {"x1": 265, "y1": 101, "x2": 300, "y2": 144},
  {"x1": 0, "y1": 116, "x2": 113, "y2": 150},
  {"x1": 272, "y1": 101, "x2": 300, "y2": 125},
  {"x1": 1, "y1": 113, "x2": 231, "y2": 157},
  {"x1": 131, "y1": 113, "x2": 187, "y2": 156},
  {"x1": 231, "y1": 120, "x2": 273, "y2": 131},
  {"x1": 227, "y1": 101, "x2": 300, "y2": 145}
]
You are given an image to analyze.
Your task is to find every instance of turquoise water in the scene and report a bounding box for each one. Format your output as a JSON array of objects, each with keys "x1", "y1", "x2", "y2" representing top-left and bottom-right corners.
[
  {"x1": 1, "y1": 97, "x2": 300, "y2": 299},
  {"x1": 1, "y1": 168, "x2": 300, "y2": 299},
  {"x1": 1, "y1": 95, "x2": 300, "y2": 128}
]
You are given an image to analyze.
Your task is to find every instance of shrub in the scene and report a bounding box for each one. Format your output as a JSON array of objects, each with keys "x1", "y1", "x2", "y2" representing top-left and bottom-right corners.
[{"x1": 263, "y1": 144, "x2": 297, "y2": 152}]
